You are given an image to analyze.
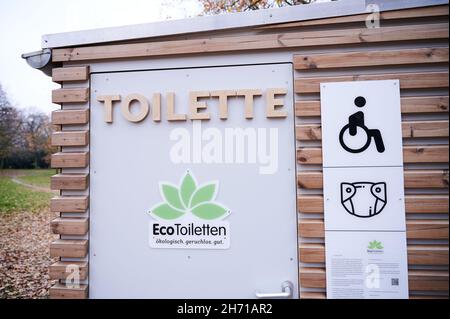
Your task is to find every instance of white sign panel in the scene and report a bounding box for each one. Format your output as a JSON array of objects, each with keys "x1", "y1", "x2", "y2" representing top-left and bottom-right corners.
[
  {"x1": 320, "y1": 80, "x2": 408, "y2": 299},
  {"x1": 323, "y1": 166, "x2": 406, "y2": 231},
  {"x1": 89, "y1": 63, "x2": 299, "y2": 298},
  {"x1": 321, "y1": 80, "x2": 403, "y2": 168},
  {"x1": 325, "y1": 231, "x2": 409, "y2": 299}
]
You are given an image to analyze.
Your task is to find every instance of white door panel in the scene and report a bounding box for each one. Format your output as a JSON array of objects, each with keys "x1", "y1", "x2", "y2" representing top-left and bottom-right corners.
[{"x1": 89, "y1": 64, "x2": 298, "y2": 298}]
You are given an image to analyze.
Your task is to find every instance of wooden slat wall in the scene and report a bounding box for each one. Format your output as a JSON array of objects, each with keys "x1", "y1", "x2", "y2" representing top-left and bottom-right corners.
[
  {"x1": 257, "y1": 6, "x2": 449, "y2": 30},
  {"x1": 297, "y1": 195, "x2": 449, "y2": 214},
  {"x1": 51, "y1": 23, "x2": 449, "y2": 62},
  {"x1": 49, "y1": 66, "x2": 90, "y2": 299},
  {"x1": 296, "y1": 96, "x2": 449, "y2": 117},
  {"x1": 52, "y1": 66, "x2": 89, "y2": 83},
  {"x1": 298, "y1": 170, "x2": 449, "y2": 189},
  {"x1": 294, "y1": 6, "x2": 449, "y2": 299},
  {"x1": 297, "y1": 145, "x2": 449, "y2": 165},
  {"x1": 52, "y1": 109, "x2": 89, "y2": 125},
  {"x1": 296, "y1": 121, "x2": 449, "y2": 140},
  {"x1": 294, "y1": 48, "x2": 449, "y2": 69},
  {"x1": 49, "y1": 261, "x2": 88, "y2": 280},
  {"x1": 51, "y1": 173, "x2": 89, "y2": 190}
]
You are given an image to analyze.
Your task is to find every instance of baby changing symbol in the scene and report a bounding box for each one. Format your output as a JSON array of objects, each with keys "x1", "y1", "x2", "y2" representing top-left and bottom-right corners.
[
  {"x1": 338, "y1": 96, "x2": 385, "y2": 154},
  {"x1": 340, "y1": 182, "x2": 387, "y2": 218}
]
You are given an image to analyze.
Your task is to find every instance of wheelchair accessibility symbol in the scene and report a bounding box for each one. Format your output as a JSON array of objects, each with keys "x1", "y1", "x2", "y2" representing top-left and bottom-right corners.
[{"x1": 339, "y1": 96, "x2": 385, "y2": 154}]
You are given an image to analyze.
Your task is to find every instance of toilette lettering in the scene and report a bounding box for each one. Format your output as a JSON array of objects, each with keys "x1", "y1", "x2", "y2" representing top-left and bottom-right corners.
[{"x1": 96, "y1": 88, "x2": 288, "y2": 175}]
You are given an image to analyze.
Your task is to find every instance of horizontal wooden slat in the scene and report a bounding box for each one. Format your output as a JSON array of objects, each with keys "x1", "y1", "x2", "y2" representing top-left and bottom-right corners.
[
  {"x1": 295, "y1": 47, "x2": 449, "y2": 70},
  {"x1": 299, "y1": 268, "x2": 449, "y2": 291},
  {"x1": 51, "y1": 173, "x2": 88, "y2": 190},
  {"x1": 49, "y1": 283, "x2": 88, "y2": 299},
  {"x1": 410, "y1": 295, "x2": 450, "y2": 299},
  {"x1": 297, "y1": 147, "x2": 323, "y2": 165},
  {"x1": 299, "y1": 243, "x2": 449, "y2": 265},
  {"x1": 50, "y1": 196, "x2": 89, "y2": 213},
  {"x1": 52, "y1": 109, "x2": 89, "y2": 125},
  {"x1": 299, "y1": 219, "x2": 326, "y2": 238},
  {"x1": 52, "y1": 23, "x2": 449, "y2": 62},
  {"x1": 409, "y1": 270, "x2": 450, "y2": 292},
  {"x1": 401, "y1": 96, "x2": 449, "y2": 114},
  {"x1": 402, "y1": 120, "x2": 449, "y2": 138},
  {"x1": 298, "y1": 219, "x2": 449, "y2": 239},
  {"x1": 50, "y1": 217, "x2": 89, "y2": 235},
  {"x1": 52, "y1": 88, "x2": 89, "y2": 104},
  {"x1": 50, "y1": 239, "x2": 88, "y2": 258},
  {"x1": 299, "y1": 268, "x2": 327, "y2": 289},
  {"x1": 403, "y1": 145, "x2": 449, "y2": 164},
  {"x1": 299, "y1": 291, "x2": 449, "y2": 299},
  {"x1": 52, "y1": 66, "x2": 89, "y2": 83},
  {"x1": 298, "y1": 291, "x2": 449, "y2": 299},
  {"x1": 298, "y1": 170, "x2": 449, "y2": 189},
  {"x1": 299, "y1": 243, "x2": 326, "y2": 264},
  {"x1": 298, "y1": 195, "x2": 448, "y2": 214},
  {"x1": 51, "y1": 131, "x2": 89, "y2": 147},
  {"x1": 49, "y1": 261, "x2": 88, "y2": 280},
  {"x1": 405, "y1": 195, "x2": 449, "y2": 214},
  {"x1": 296, "y1": 120, "x2": 449, "y2": 140},
  {"x1": 51, "y1": 152, "x2": 89, "y2": 168},
  {"x1": 295, "y1": 96, "x2": 449, "y2": 117},
  {"x1": 295, "y1": 100, "x2": 322, "y2": 117},
  {"x1": 297, "y1": 145, "x2": 449, "y2": 164},
  {"x1": 295, "y1": 71, "x2": 449, "y2": 93},
  {"x1": 258, "y1": 5, "x2": 449, "y2": 29},
  {"x1": 408, "y1": 245, "x2": 450, "y2": 266},
  {"x1": 296, "y1": 124, "x2": 322, "y2": 140},
  {"x1": 407, "y1": 220, "x2": 450, "y2": 240},
  {"x1": 299, "y1": 291, "x2": 326, "y2": 299},
  {"x1": 297, "y1": 171, "x2": 324, "y2": 189},
  {"x1": 297, "y1": 196, "x2": 325, "y2": 214}
]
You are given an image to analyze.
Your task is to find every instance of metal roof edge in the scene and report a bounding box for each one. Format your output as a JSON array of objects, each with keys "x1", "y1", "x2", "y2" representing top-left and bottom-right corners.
[{"x1": 41, "y1": 0, "x2": 448, "y2": 49}]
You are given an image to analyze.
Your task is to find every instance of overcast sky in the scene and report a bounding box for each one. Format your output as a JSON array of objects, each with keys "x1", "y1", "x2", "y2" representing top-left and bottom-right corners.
[{"x1": 0, "y1": 0, "x2": 203, "y2": 114}]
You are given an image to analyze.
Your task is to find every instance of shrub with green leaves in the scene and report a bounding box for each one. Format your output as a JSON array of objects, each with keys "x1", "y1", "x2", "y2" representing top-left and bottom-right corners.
[{"x1": 149, "y1": 171, "x2": 229, "y2": 220}]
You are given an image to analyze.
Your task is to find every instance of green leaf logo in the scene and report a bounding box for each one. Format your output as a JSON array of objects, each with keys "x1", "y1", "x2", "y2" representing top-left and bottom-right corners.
[
  {"x1": 191, "y1": 202, "x2": 227, "y2": 220},
  {"x1": 190, "y1": 183, "x2": 217, "y2": 208},
  {"x1": 149, "y1": 171, "x2": 229, "y2": 221},
  {"x1": 368, "y1": 240, "x2": 383, "y2": 250},
  {"x1": 152, "y1": 203, "x2": 185, "y2": 220},
  {"x1": 161, "y1": 184, "x2": 185, "y2": 210},
  {"x1": 180, "y1": 172, "x2": 196, "y2": 208}
]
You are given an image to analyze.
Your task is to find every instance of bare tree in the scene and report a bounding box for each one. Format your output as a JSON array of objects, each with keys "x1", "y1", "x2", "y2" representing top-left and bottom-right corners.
[
  {"x1": 0, "y1": 83, "x2": 54, "y2": 169},
  {"x1": 0, "y1": 84, "x2": 22, "y2": 168},
  {"x1": 22, "y1": 111, "x2": 52, "y2": 168}
]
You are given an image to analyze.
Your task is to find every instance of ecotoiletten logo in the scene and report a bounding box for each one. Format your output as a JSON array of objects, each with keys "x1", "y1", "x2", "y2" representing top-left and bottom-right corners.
[
  {"x1": 367, "y1": 240, "x2": 384, "y2": 253},
  {"x1": 148, "y1": 171, "x2": 231, "y2": 249},
  {"x1": 149, "y1": 170, "x2": 230, "y2": 220},
  {"x1": 368, "y1": 240, "x2": 383, "y2": 250}
]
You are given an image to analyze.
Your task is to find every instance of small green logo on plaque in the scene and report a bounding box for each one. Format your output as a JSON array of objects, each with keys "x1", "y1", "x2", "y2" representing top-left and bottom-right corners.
[{"x1": 368, "y1": 240, "x2": 383, "y2": 250}]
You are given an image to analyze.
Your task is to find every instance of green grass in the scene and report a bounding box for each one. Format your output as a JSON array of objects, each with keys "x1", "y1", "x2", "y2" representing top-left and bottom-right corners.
[
  {"x1": 16, "y1": 169, "x2": 55, "y2": 188},
  {"x1": 0, "y1": 170, "x2": 53, "y2": 214}
]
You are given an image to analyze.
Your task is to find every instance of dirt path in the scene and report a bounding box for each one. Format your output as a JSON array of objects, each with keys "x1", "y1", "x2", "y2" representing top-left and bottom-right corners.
[
  {"x1": 0, "y1": 170, "x2": 58, "y2": 298},
  {"x1": 11, "y1": 177, "x2": 56, "y2": 194},
  {"x1": 0, "y1": 209, "x2": 58, "y2": 298}
]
